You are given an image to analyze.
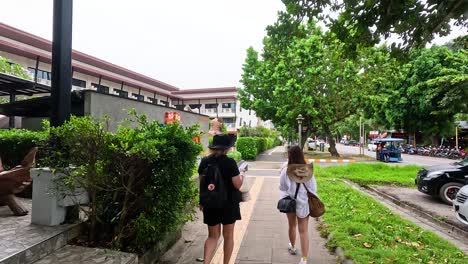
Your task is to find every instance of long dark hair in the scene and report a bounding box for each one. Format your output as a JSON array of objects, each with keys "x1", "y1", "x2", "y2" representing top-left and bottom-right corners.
[{"x1": 288, "y1": 146, "x2": 306, "y2": 165}]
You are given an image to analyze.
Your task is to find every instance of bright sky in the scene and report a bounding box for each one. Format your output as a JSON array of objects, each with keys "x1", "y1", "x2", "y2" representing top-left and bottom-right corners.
[
  {"x1": 1, "y1": 1, "x2": 465, "y2": 89},
  {"x1": 1, "y1": 0, "x2": 285, "y2": 89}
]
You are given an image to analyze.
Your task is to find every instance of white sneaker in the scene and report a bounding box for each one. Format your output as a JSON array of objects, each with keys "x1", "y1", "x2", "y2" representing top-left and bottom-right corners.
[
  {"x1": 298, "y1": 257, "x2": 307, "y2": 264},
  {"x1": 288, "y1": 242, "x2": 297, "y2": 255}
]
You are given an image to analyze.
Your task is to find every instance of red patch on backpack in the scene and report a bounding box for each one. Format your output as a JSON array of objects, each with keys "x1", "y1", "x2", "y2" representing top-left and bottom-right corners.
[{"x1": 208, "y1": 184, "x2": 215, "y2": 191}]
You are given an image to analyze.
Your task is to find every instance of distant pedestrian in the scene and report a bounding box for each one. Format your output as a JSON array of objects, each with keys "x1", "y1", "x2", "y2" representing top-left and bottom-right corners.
[
  {"x1": 198, "y1": 134, "x2": 244, "y2": 264},
  {"x1": 279, "y1": 146, "x2": 317, "y2": 264}
]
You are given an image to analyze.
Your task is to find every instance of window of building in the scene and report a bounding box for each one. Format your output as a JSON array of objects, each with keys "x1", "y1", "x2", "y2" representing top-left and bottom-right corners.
[
  {"x1": 205, "y1": 103, "x2": 218, "y2": 109},
  {"x1": 239, "y1": 118, "x2": 243, "y2": 126},
  {"x1": 132, "y1": 93, "x2": 144, "y2": 101},
  {"x1": 189, "y1": 104, "x2": 202, "y2": 109},
  {"x1": 72, "y1": 78, "x2": 86, "y2": 88},
  {"x1": 148, "y1": 97, "x2": 158, "y2": 104},
  {"x1": 114, "y1": 89, "x2": 128, "y2": 98},
  {"x1": 223, "y1": 118, "x2": 235, "y2": 123},
  {"x1": 28, "y1": 67, "x2": 50, "y2": 80},
  {"x1": 92, "y1": 83, "x2": 109, "y2": 94},
  {"x1": 249, "y1": 109, "x2": 251, "y2": 115},
  {"x1": 222, "y1": 103, "x2": 234, "y2": 109}
]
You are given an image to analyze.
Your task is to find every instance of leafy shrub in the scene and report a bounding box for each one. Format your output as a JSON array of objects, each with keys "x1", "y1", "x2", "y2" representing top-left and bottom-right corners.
[
  {"x1": 238, "y1": 126, "x2": 278, "y2": 138},
  {"x1": 266, "y1": 138, "x2": 274, "y2": 149},
  {"x1": 236, "y1": 137, "x2": 257, "y2": 160},
  {"x1": 255, "y1": 137, "x2": 268, "y2": 154},
  {"x1": 42, "y1": 112, "x2": 202, "y2": 253},
  {"x1": 0, "y1": 129, "x2": 46, "y2": 169},
  {"x1": 227, "y1": 150, "x2": 242, "y2": 162}
]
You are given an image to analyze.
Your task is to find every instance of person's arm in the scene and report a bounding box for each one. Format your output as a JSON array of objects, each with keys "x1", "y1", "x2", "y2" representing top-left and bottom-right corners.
[
  {"x1": 228, "y1": 158, "x2": 243, "y2": 190},
  {"x1": 232, "y1": 175, "x2": 243, "y2": 190},
  {"x1": 279, "y1": 168, "x2": 289, "y2": 191}
]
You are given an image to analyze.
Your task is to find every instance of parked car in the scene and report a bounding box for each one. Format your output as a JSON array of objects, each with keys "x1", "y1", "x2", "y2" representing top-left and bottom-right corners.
[
  {"x1": 415, "y1": 159, "x2": 468, "y2": 205},
  {"x1": 346, "y1": 140, "x2": 358, "y2": 146},
  {"x1": 367, "y1": 141, "x2": 377, "y2": 151},
  {"x1": 454, "y1": 185, "x2": 468, "y2": 226},
  {"x1": 308, "y1": 139, "x2": 317, "y2": 151}
]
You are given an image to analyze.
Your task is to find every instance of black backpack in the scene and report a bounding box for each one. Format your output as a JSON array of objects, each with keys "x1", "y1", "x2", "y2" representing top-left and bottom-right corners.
[{"x1": 200, "y1": 160, "x2": 228, "y2": 208}]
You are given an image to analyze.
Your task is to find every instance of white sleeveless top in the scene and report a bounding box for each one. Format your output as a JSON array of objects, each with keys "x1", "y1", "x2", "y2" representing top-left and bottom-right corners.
[{"x1": 279, "y1": 165, "x2": 317, "y2": 218}]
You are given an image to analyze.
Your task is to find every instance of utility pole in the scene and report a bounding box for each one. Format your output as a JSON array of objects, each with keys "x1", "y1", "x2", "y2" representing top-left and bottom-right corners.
[
  {"x1": 50, "y1": 0, "x2": 73, "y2": 126},
  {"x1": 456, "y1": 126, "x2": 459, "y2": 149},
  {"x1": 359, "y1": 117, "x2": 362, "y2": 155}
]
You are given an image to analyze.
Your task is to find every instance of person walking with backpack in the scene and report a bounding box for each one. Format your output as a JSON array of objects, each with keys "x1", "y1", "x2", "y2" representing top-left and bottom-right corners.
[
  {"x1": 198, "y1": 134, "x2": 244, "y2": 264},
  {"x1": 279, "y1": 146, "x2": 317, "y2": 264}
]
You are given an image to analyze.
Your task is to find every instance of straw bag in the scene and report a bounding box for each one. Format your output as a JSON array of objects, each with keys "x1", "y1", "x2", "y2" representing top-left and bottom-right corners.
[{"x1": 302, "y1": 184, "x2": 325, "y2": 217}]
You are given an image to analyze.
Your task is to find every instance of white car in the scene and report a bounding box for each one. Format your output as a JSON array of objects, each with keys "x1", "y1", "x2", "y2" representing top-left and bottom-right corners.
[
  {"x1": 367, "y1": 141, "x2": 377, "y2": 151},
  {"x1": 454, "y1": 185, "x2": 468, "y2": 226},
  {"x1": 308, "y1": 140, "x2": 317, "y2": 151}
]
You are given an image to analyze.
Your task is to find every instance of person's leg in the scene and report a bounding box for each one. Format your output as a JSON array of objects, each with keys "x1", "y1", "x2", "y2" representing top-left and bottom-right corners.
[
  {"x1": 204, "y1": 224, "x2": 221, "y2": 264},
  {"x1": 222, "y1": 223, "x2": 236, "y2": 264},
  {"x1": 287, "y1": 212, "x2": 297, "y2": 247},
  {"x1": 297, "y1": 216, "x2": 309, "y2": 259}
]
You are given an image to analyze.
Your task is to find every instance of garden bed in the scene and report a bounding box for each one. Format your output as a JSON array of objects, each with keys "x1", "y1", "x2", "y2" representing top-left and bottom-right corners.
[
  {"x1": 317, "y1": 178, "x2": 468, "y2": 263},
  {"x1": 305, "y1": 151, "x2": 373, "y2": 162}
]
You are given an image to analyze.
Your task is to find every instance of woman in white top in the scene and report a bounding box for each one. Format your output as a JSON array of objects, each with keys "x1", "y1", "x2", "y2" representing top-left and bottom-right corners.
[{"x1": 279, "y1": 146, "x2": 317, "y2": 264}]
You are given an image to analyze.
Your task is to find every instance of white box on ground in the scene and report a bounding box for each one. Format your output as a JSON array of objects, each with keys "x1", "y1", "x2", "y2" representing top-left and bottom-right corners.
[{"x1": 31, "y1": 168, "x2": 89, "y2": 226}]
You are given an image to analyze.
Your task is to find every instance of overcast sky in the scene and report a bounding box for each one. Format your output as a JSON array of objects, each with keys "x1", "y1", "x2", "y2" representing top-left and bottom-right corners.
[
  {"x1": 1, "y1": 1, "x2": 465, "y2": 90},
  {"x1": 1, "y1": 0, "x2": 285, "y2": 89}
]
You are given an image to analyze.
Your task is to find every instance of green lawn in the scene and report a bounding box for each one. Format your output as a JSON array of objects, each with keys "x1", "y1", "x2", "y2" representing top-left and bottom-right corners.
[
  {"x1": 318, "y1": 178, "x2": 467, "y2": 264},
  {"x1": 315, "y1": 163, "x2": 422, "y2": 187}
]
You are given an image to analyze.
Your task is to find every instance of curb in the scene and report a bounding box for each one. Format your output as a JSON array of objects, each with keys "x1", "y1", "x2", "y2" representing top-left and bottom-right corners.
[
  {"x1": 310, "y1": 159, "x2": 356, "y2": 163},
  {"x1": 315, "y1": 218, "x2": 355, "y2": 264},
  {"x1": 364, "y1": 185, "x2": 468, "y2": 240}
]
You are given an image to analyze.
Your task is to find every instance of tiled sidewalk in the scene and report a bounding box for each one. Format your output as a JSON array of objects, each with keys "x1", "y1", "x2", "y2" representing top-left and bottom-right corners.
[{"x1": 235, "y1": 177, "x2": 336, "y2": 264}]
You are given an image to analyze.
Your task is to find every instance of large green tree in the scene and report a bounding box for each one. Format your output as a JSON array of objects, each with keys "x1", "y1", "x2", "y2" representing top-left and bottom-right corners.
[
  {"x1": 282, "y1": 0, "x2": 468, "y2": 55},
  {"x1": 364, "y1": 46, "x2": 468, "y2": 144},
  {"x1": 240, "y1": 20, "x2": 371, "y2": 156}
]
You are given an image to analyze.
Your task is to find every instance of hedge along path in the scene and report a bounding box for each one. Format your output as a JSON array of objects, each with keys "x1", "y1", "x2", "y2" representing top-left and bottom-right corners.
[
  {"x1": 317, "y1": 178, "x2": 467, "y2": 264},
  {"x1": 210, "y1": 177, "x2": 264, "y2": 264}
]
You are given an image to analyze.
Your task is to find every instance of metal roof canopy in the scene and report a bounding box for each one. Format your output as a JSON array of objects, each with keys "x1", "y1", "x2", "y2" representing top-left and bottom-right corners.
[
  {"x1": 0, "y1": 73, "x2": 51, "y2": 96},
  {"x1": 0, "y1": 92, "x2": 83, "y2": 117}
]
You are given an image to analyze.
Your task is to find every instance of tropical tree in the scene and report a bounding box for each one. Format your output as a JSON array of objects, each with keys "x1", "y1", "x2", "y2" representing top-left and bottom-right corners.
[
  {"x1": 364, "y1": 46, "x2": 468, "y2": 144},
  {"x1": 240, "y1": 20, "x2": 369, "y2": 156},
  {"x1": 282, "y1": 0, "x2": 468, "y2": 56}
]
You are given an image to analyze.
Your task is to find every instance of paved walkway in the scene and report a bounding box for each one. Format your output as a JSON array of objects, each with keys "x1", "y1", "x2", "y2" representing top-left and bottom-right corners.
[
  {"x1": 234, "y1": 177, "x2": 335, "y2": 264},
  {"x1": 161, "y1": 146, "x2": 336, "y2": 264}
]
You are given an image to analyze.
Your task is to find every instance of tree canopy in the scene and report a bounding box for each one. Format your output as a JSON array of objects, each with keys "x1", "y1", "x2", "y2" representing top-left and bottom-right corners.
[{"x1": 282, "y1": 0, "x2": 468, "y2": 56}]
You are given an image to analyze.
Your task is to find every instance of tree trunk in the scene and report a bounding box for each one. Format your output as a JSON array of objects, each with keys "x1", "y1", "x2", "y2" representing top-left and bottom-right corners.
[{"x1": 324, "y1": 128, "x2": 340, "y2": 157}]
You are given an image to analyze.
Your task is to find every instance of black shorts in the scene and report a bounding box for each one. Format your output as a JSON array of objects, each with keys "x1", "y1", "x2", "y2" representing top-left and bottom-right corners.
[{"x1": 203, "y1": 204, "x2": 241, "y2": 226}]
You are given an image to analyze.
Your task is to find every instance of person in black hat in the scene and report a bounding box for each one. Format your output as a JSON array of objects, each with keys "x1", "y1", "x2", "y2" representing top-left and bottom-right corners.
[{"x1": 198, "y1": 134, "x2": 244, "y2": 264}]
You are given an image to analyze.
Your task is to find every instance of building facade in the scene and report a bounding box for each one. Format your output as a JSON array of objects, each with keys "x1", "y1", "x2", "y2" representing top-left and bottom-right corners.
[{"x1": 0, "y1": 23, "x2": 269, "y2": 130}]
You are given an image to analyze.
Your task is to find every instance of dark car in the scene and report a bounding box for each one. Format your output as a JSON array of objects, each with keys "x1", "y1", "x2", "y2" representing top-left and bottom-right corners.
[
  {"x1": 415, "y1": 159, "x2": 468, "y2": 205},
  {"x1": 347, "y1": 140, "x2": 358, "y2": 146}
]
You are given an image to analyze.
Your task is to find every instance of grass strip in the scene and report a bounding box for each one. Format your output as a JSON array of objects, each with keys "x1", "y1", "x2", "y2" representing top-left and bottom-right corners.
[
  {"x1": 315, "y1": 163, "x2": 422, "y2": 187},
  {"x1": 318, "y1": 178, "x2": 467, "y2": 264}
]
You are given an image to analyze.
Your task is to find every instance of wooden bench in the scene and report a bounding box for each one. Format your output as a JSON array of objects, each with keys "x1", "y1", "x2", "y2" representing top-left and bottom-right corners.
[{"x1": 0, "y1": 147, "x2": 38, "y2": 216}]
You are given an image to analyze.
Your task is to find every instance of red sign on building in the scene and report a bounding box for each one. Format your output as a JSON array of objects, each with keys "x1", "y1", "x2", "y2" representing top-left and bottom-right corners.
[{"x1": 165, "y1": 112, "x2": 181, "y2": 124}]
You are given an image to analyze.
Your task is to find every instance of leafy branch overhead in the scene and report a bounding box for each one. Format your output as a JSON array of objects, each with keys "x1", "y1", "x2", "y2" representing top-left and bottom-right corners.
[{"x1": 282, "y1": 0, "x2": 468, "y2": 54}]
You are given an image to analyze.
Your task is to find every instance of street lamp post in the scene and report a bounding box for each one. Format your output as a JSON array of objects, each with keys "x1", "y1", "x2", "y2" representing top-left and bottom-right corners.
[{"x1": 296, "y1": 114, "x2": 304, "y2": 148}]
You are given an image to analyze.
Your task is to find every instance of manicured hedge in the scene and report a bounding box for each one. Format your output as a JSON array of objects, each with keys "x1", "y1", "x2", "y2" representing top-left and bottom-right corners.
[
  {"x1": 227, "y1": 150, "x2": 242, "y2": 162},
  {"x1": 236, "y1": 137, "x2": 258, "y2": 160},
  {"x1": 255, "y1": 137, "x2": 268, "y2": 154},
  {"x1": 0, "y1": 129, "x2": 46, "y2": 169}
]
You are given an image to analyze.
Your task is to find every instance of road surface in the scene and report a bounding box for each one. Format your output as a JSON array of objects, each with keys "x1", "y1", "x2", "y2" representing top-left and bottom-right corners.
[{"x1": 335, "y1": 144, "x2": 456, "y2": 166}]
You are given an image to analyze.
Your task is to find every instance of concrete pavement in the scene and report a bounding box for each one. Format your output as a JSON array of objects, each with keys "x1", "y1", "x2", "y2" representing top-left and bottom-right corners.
[{"x1": 160, "y1": 146, "x2": 336, "y2": 264}]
